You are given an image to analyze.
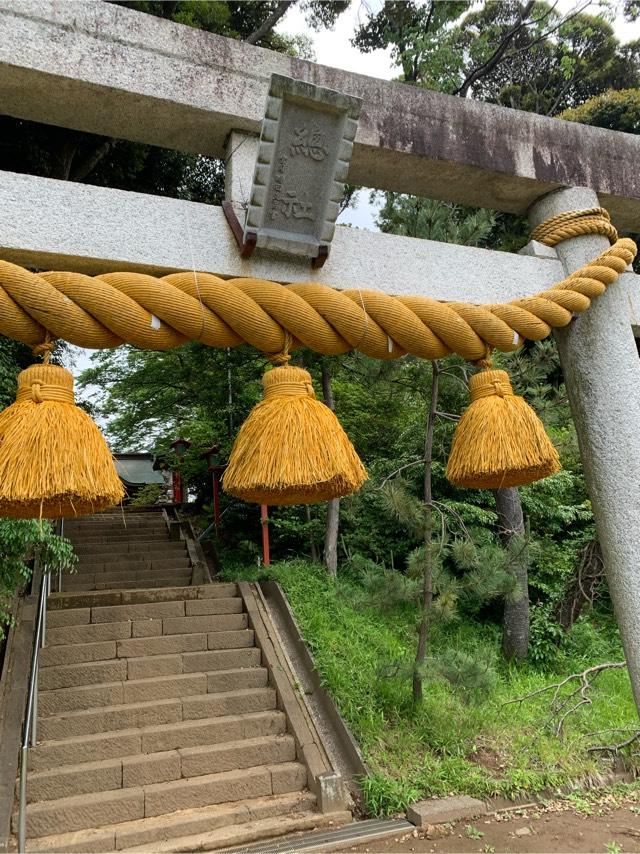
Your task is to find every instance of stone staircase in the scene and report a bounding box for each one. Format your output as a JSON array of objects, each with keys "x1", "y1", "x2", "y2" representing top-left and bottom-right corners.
[
  {"x1": 13, "y1": 511, "x2": 350, "y2": 852},
  {"x1": 61, "y1": 509, "x2": 193, "y2": 591}
]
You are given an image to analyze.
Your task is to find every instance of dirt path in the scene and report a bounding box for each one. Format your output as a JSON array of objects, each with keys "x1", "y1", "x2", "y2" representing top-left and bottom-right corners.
[{"x1": 347, "y1": 789, "x2": 640, "y2": 853}]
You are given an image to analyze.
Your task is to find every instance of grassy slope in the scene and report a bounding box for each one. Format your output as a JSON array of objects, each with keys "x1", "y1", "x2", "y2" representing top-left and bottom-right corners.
[{"x1": 222, "y1": 559, "x2": 636, "y2": 816}]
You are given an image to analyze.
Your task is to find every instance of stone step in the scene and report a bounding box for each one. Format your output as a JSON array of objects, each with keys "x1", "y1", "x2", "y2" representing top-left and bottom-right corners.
[
  {"x1": 64, "y1": 574, "x2": 193, "y2": 593},
  {"x1": 44, "y1": 613, "x2": 248, "y2": 650},
  {"x1": 181, "y1": 647, "x2": 261, "y2": 672},
  {"x1": 66, "y1": 530, "x2": 169, "y2": 541},
  {"x1": 143, "y1": 762, "x2": 307, "y2": 818},
  {"x1": 73, "y1": 542, "x2": 187, "y2": 557},
  {"x1": 29, "y1": 710, "x2": 287, "y2": 771},
  {"x1": 40, "y1": 640, "x2": 118, "y2": 667},
  {"x1": 65, "y1": 519, "x2": 167, "y2": 530},
  {"x1": 126, "y1": 808, "x2": 352, "y2": 854},
  {"x1": 38, "y1": 688, "x2": 276, "y2": 739},
  {"x1": 93, "y1": 598, "x2": 241, "y2": 623},
  {"x1": 64, "y1": 570, "x2": 193, "y2": 587},
  {"x1": 24, "y1": 791, "x2": 317, "y2": 853},
  {"x1": 74, "y1": 558, "x2": 192, "y2": 573},
  {"x1": 67, "y1": 533, "x2": 169, "y2": 545},
  {"x1": 115, "y1": 635, "x2": 259, "y2": 665},
  {"x1": 18, "y1": 763, "x2": 307, "y2": 837},
  {"x1": 23, "y1": 735, "x2": 295, "y2": 802},
  {"x1": 40, "y1": 658, "x2": 128, "y2": 691},
  {"x1": 47, "y1": 584, "x2": 238, "y2": 611},
  {"x1": 39, "y1": 666, "x2": 267, "y2": 715}
]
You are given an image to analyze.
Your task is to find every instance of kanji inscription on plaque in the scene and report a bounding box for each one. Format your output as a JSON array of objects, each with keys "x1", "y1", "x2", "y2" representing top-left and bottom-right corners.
[{"x1": 244, "y1": 74, "x2": 362, "y2": 259}]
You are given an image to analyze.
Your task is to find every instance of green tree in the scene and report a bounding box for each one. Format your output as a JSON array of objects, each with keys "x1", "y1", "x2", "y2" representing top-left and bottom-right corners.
[{"x1": 559, "y1": 87, "x2": 640, "y2": 132}]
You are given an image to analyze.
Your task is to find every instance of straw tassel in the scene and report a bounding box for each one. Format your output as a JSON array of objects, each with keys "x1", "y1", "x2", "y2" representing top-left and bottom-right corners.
[
  {"x1": 446, "y1": 366, "x2": 561, "y2": 490},
  {"x1": 0, "y1": 358, "x2": 124, "y2": 518},
  {"x1": 223, "y1": 363, "x2": 367, "y2": 505}
]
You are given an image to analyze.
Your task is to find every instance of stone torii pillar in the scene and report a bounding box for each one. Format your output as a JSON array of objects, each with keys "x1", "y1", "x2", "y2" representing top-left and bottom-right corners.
[{"x1": 529, "y1": 187, "x2": 640, "y2": 708}]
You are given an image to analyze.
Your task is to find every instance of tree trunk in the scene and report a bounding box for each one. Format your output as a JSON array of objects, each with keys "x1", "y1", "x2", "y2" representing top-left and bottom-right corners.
[
  {"x1": 321, "y1": 363, "x2": 340, "y2": 578},
  {"x1": 495, "y1": 486, "x2": 530, "y2": 661},
  {"x1": 414, "y1": 362, "x2": 439, "y2": 702},
  {"x1": 305, "y1": 505, "x2": 319, "y2": 562},
  {"x1": 555, "y1": 539, "x2": 604, "y2": 631}
]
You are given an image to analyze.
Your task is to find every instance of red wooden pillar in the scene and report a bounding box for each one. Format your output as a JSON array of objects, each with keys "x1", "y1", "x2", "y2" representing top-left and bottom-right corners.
[
  {"x1": 261, "y1": 504, "x2": 270, "y2": 567},
  {"x1": 172, "y1": 470, "x2": 183, "y2": 504}
]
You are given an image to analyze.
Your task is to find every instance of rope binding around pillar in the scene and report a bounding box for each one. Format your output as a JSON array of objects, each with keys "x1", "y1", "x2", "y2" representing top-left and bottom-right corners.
[
  {"x1": 447, "y1": 207, "x2": 624, "y2": 490},
  {"x1": 0, "y1": 338, "x2": 124, "y2": 519},
  {"x1": 0, "y1": 207, "x2": 634, "y2": 508}
]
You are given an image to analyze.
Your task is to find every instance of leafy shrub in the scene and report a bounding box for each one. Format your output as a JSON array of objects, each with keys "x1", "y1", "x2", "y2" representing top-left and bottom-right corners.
[{"x1": 0, "y1": 519, "x2": 76, "y2": 639}]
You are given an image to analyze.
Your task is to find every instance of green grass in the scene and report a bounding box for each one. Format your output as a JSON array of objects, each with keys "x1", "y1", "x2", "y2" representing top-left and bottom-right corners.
[{"x1": 221, "y1": 559, "x2": 637, "y2": 816}]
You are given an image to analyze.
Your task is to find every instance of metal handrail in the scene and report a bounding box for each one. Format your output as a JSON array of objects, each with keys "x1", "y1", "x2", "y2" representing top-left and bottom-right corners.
[
  {"x1": 17, "y1": 566, "x2": 50, "y2": 853},
  {"x1": 57, "y1": 518, "x2": 64, "y2": 593}
]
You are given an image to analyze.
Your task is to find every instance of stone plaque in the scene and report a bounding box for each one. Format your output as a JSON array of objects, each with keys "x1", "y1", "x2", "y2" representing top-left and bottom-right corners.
[{"x1": 244, "y1": 74, "x2": 362, "y2": 259}]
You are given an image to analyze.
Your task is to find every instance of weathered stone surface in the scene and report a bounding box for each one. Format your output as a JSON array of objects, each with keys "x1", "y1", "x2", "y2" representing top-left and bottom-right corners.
[
  {"x1": 23, "y1": 788, "x2": 144, "y2": 838},
  {"x1": 179, "y1": 735, "x2": 295, "y2": 778},
  {"x1": 131, "y1": 619, "x2": 163, "y2": 638},
  {"x1": 2, "y1": 1, "x2": 639, "y2": 228},
  {"x1": 117, "y1": 633, "x2": 206, "y2": 659},
  {"x1": 182, "y1": 687, "x2": 276, "y2": 720},
  {"x1": 182, "y1": 648, "x2": 261, "y2": 673},
  {"x1": 39, "y1": 682, "x2": 124, "y2": 717},
  {"x1": 48, "y1": 621, "x2": 132, "y2": 646},
  {"x1": 25, "y1": 826, "x2": 116, "y2": 853},
  {"x1": 206, "y1": 629, "x2": 255, "y2": 649},
  {"x1": 162, "y1": 616, "x2": 244, "y2": 636},
  {"x1": 114, "y1": 791, "x2": 313, "y2": 850},
  {"x1": 123, "y1": 672, "x2": 206, "y2": 704},
  {"x1": 126, "y1": 654, "x2": 183, "y2": 680},
  {"x1": 38, "y1": 698, "x2": 182, "y2": 740},
  {"x1": 39, "y1": 659, "x2": 127, "y2": 691},
  {"x1": 91, "y1": 600, "x2": 184, "y2": 624},
  {"x1": 29, "y1": 730, "x2": 142, "y2": 772},
  {"x1": 407, "y1": 796, "x2": 487, "y2": 828},
  {"x1": 529, "y1": 187, "x2": 640, "y2": 716},
  {"x1": 270, "y1": 762, "x2": 308, "y2": 795},
  {"x1": 207, "y1": 667, "x2": 268, "y2": 694},
  {"x1": 122, "y1": 751, "x2": 181, "y2": 788},
  {"x1": 143, "y1": 767, "x2": 272, "y2": 816},
  {"x1": 25, "y1": 758, "x2": 122, "y2": 803},
  {"x1": 196, "y1": 584, "x2": 238, "y2": 599},
  {"x1": 244, "y1": 74, "x2": 361, "y2": 257},
  {"x1": 140, "y1": 711, "x2": 285, "y2": 754},
  {"x1": 0, "y1": 170, "x2": 574, "y2": 306},
  {"x1": 40, "y1": 640, "x2": 117, "y2": 667},
  {"x1": 47, "y1": 608, "x2": 90, "y2": 628}
]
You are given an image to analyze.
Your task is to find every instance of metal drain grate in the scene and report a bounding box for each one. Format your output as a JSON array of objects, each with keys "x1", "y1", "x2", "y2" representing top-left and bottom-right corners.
[{"x1": 220, "y1": 817, "x2": 413, "y2": 853}]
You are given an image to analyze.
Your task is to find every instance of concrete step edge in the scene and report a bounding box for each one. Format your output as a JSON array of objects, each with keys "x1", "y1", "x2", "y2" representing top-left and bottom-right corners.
[
  {"x1": 126, "y1": 808, "x2": 352, "y2": 853},
  {"x1": 37, "y1": 687, "x2": 276, "y2": 730},
  {"x1": 30, "y1": 710, "x2": 288, "y2": 765},
  {"x1": 23, "y1": 791, "x2": 318, "y2": 853},
  {"x1": 21, "y1": 733, "x2": 296, "y2": 804},
  {"x1": 19, "y1": 762, "x2": 308, "y2": 830},
  {"x1": 38, "y1": 666, "x2": 269, "y2": 714},
  {"x1": 24, "y1": 734, "x2": 297, "y2": 798}
]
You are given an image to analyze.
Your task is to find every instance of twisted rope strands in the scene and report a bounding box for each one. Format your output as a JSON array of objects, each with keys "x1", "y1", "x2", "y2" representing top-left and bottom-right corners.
[{"x1": 0, "y1": 212, "x2": 635, "y2": 363}]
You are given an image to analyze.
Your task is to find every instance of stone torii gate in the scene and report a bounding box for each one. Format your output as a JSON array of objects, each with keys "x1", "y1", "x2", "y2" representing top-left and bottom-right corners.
[{"x1": 1, "y1": 2, "x2": 640, "y2": 708}]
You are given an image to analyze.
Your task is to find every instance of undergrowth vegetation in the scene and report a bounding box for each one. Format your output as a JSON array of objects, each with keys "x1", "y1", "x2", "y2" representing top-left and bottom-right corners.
[{"x1": 222, "y1": 559, "x2": 636, "y2": 816}]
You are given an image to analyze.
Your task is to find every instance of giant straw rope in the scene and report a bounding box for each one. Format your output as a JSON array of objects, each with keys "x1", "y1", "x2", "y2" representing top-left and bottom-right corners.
[{"x1": 0, "y1": 209, "x2": 635, "y2": 362}]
